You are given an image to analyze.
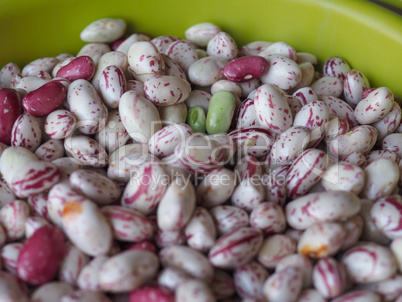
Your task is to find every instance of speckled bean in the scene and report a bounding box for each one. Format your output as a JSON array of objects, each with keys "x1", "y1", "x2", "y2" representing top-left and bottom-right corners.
[
  {"x1": 312, "y1": 257, "x2": 346, "y2": 298},
  {"x1": 0, "y1": 271, "x2": 29, "y2": 302},
  {"x1": 22, "y1": 57, "x2": 59, "y2": 77},
  {"x1": 236, "y1": 97, "x2": 259, "y2": 128},
  {"x1": 286, "y1": 191, "x2": 361, "y2": 230},
  {"x1": 77, "y1": 256, "x2": 108, "y2": 291},
  {"x1": 116, "y1": 33, "x2": 151, "y2": 55},
  {"x1": 160, "y1": 244, "x2": 214, "y2": 281},
  {"x1": 297, "y1": 289, "x2": 326, "y2": 302},
  {"x1": 209, "y1": 205, "x2": 249, "y2": 235},
  {"x1": 262, "y1": 267, "x2": 303, "y2": 302},
  {"x1": 62, "y1": 200, "x2": 113, "y2": 256},
  {"x1": 360, "y1": 199, "x2": 391, "y2": 245},
  {"x1": 0, "y1": 200, "x2": 30, "y2": 241},
  {"x1": 240, "y1": 41, "x2": 272, "y2": 56},
  {"x1": 34, "y1": 139, "x2": 65, "y2": 161},
  {"x1": 176, "y1": 279, "x2": 216, "y2": 302},
  {"x1": 276, "y1": 253, "x2": 313, "y2": 288},
  {"x1": 341, "y1": 151, "x2": 367, "y2": 169},
  {"x1": 354, "y1": 87, "x2": 393, "y2": 124},
  {"x1": 11, "y1": 113, "x2": 42, "y2": 152},
  {"x1": 155, "y1": 228, "x2": 186, "y2": 248},
  {"x1": 1, "y1": 242, "x2": 22, "y2": 274},
  {"x1": 165, "y1": 40, "x2": 198, "y2": 74},
  {"x1": 207, "y1": 32, "x2": 238, "y2": 60},
  {"x1": 64, "y1": 136, "x2": 108, "y2": 167},
  {"x1": 343, "y1": 69, "x2": 370, "y2": 107},
  {"x1": 98, "y1": 65, "x2": 126, "y2": 108},
  {"x1": 229, "y1": 126, "x2": 275, "y2": 158},
  {"x1": 144, "y1": 75, "x2": 191, "y2": 106},
  {"x1": 185, "y1": 22, "x2": 221, "y2": 47},
  {"x1": 370, "y1": 195, "x2": 402, "y2": 239},
  {"x1": 157, "y1": 266, "x2": 191, "y2": 291},
  {"x1": 323, "y1": 56, "x2": 350, "y2": 81},
  {"x1": 257, "y1": 234, "x2": 296, "y2": 268},
  {"x1": 250, "y1": 202, "x2": 286, "y2": 234},
  {"x1": 259, "y1": 41, "x2": 297, "y2": 60},
  {"x1": 259, "y1": 55, "x2": 301, "y2": 90},
  {"x1": 183, "y1": 207, "x2": 216, "y2": 252},
  {"x1": 58, "y1": 243, "x2": 89, "y2": 286},
  {"x1": 358, "y1": 274, "x2": 402, "y2": 302},
  {"x1": 321, "y1": 163, "x2": 365, "y2": 194},
  {"x1": 44, "y1": 109, "x2": 76, "y2": 139},
  {"x1": 80, "y1": 18, "x2": 126, "y2": 42},
  {"x1": 311, "y1": 76, "x2": 343, "y2": 97},
  {"x1": 340, "y1": 216, "x2": 364, "y2": 250},
  {"x1": 320, "y1": 95, "x2": 358, "y2": 127},
  {"x1": 0, "y1": 63, "x2": 21, "y2": 89},
  {"x1": 31, "y1": 282, "x2": 74, "y2": 302},
  {"x1": 234, "y1": 261, "x2": 268, "y2": 299},
  {"x1": 341, "y1": 242, "x2": 397, "y2": 283},
  {"x1": 231, "y1": 177, "x2": 265, "y2": 212},
  {"x1": 382, "y1": 133, "x2": 402, "y2": 158},
  {"x1": 371, "y1": 102, "x2": 402, "y2": 141},
  {"x1": 25, "y1": 216, "x2": 49, "y2": 238},
  {"x1": 0, "y1": 179, "x2": 16, "y2": 208},
  {"x1": 360, "y1": 158, "x2": 399, "y2": 200},
  {"x1": 188, "y1": 56, "x2": 227, "y2": 87}
]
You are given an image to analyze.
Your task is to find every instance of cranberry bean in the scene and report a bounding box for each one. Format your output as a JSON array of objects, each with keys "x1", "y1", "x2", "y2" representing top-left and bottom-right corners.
[
  {"x1": 116, "y1": 33, "x2": 151, "y2": 54},
  {"x1": 311, "y1": 76, "x2": 343, "y2": 97},
  {"x1": 77, "y1": 43, "x2": 110, "y2": 64},
  {"x1": 258, "y1": 234, "x2": 296, "y2": 268},
  {"x1": 80, "y1": 18, "x2": 126, "y2": 43},
  {"x1": 160, "y1": 244, "x2": 214, "y2": 281},
  {"x1": 231, "y1": 177, "x2": 265, "y2": 212},
  {"x1": 15, "y1": 76, "x2": 50, "y2": 95},
  {"x1": 99, "y1": 65, "x2": 126, "y2": 108},
  {"x1": 341, "y1": 242, "x2": 397, "y2": 283},
  {"x1": 259, "y1": 55, "x2": 302, "y2": 90},
  {"x1": 1, "y1": 242, "x2": 22, "y2": 274},
  {"x1": 276, "y1": 253, "x2": 313, "y2": 288},
  {"x1": 297, "y1": 289, "x2": 326, "y2": 302},
  {"x1": 250, "y1": 202, "x2": 286, "y2": 234},
  {"x1": 129, "y1": 285, "x2": 174, "y2": 302},
  {"x1": 262, "y1": 267, "x2": 303, "y2": 302},
  {"x1": 223, "y1": 56, "x2": 268, "y2": 82},
  {"x1": 62, "y1": 200, "x2": 113, "y2": 256},
  {"x1": 64, "y1": 136, "x2": 108, "y2": 167},
  {"x1": 293, "y1": 87, "x2": 318, "y2": 106},
  {"x1": 161, "y1": 53, "x2": 187, "y2": 79},
  {"x1": 366, "y1": 149, "x2": 400, "y2": 165},
  {"x1": 27, "y1": 193, "x2": 49, "y2": 219},
  {"x1": 34, "y1": 139, "x2": 64, "y2": 161},
  {"x1": 354, "y1": 87, "x2": 393, "y2": 124},
  {"x1": 22, "y1": 57, "x2": 59, "y2": 77},
  {"x1": 31, "y1": 282, "x2": 74, "y2": 302},
  {"x1": 323, "y1": 56, "x2": 351, "y2": 81},
  {"x1": 44, "y1": 109, "x2": 77, "y2": 139},
  {"x1": 59, "y1": 243, "x2": 89, "y2": 285},
  {"x1": 61, "y1": 290, "x2": 112, "y2": 302},
  {"x1": 285, "y1": 191, "x2": 361, "y2": 230},
  {"x1": 236, "y1": 97, "x2": 259, "y2": 128},
  {"x1": 360, "y1": 199, "x2": 391, "y2": 245},
  {"x1": 358, "y1": 274, "x2": 402, "y2": 301},
  {"x1": 344, "y1": 69, "x2": 370, "y2": 107},
  {"x1": 77, "y1": 256, "x2": 108, "y2": 290},
  {"x1": 234, "y1": 261, "x2": 268, "y2": 299},
  {"x1": 165, "y1": 40, "x2": 198, "y2": 74},
  {"x1": 261, "y1": 170, "x2": 288, "y2": 206},
  {"x1": 67, "y1": 79, "x2": 107, "y2": 135},
  {"x1": 176, "y1": 279, "x2": 216, "y2": 302},
  {"x1": 11, "y1": 113, "x2": 42, "y2": 152},
  {"x1": 260, "y1": 41, "x2": 297, "y2": 60},
  {"x1": 235, "y1": 155, "x2": 263, "y2": 180},
  {"x1": 144, "y1": 75, "x2": 191, "y2": 106},
  {"x1": 321, "y1": 163, "x2": 365, "y2": 194},
  {"x1": 210, "y1": 205, "x2": 249, "y2": 235},
  {"x1": 320, "y1": 95, "x2": 358, "y2": 127},
  {"x1": 0, "y1": 271, "x2": 29, "y2": 302},
  {"x1": 157, "y1": 266, "x2": 191, "y2": 291},
  {"x1": 340, "y1": 216, "x2": 364, "y2": 250},
  {"x1": 0, "y1": 63, "x2": 21, "y2": 89},
  {"x1": 56, "y1": 56, "x2": 95, "y2": 81},
  {"x1": 25, "y1": 216, "x2": 49, "y2": 238},
  {"x1": 360, "y1": 158, "x2": 399, "y2": 200},
  {"x1": 312, "y1": 257, "x2": 346, "y2": 298},
  {"x1": 0, "y1": 200, "x2": 30, "y2": 241},
  {"x1": 188, "y1": 56, "x2": 227, "y2": 86},
  {"x1": 0, "y1": 179, "x2": 16, "y2": 208},
  {"x1": 330, "y1": 125, "x2": 378, "y2": 158},
  {"x1": 229, "y1": 126, "x2": 275, "y2": 158},
  {"x1": 240, "y1": 40, "x2": 272, "y2": 56},
  {"x1": 184, "y1": 207, "x2": 216, "y2": 252},
  {"x1": 382, "y1": 133, "x2": 402, "y2": 158},
  {"x1": 151, "y1": 35, "x2": 181, "y2": 53},
  {"x1": 207, "y1": 32, "x2": 238, "y2": 60},
  {"x1": 210, "y1": 269, "x2": 236, "y2": 299},
  {"x1": 370, "y1": 195, "x2": 402, "y2": 239},
  {"x1": 390, "y1": 238, "x2": 402, "y2": 272},
  {"x1": 371, "y1": 102, "x2": 401, "y2": 141},
  {"x1": 331, "y1": 290, "x2": 381, "y2": 302},
  {"x1": 185, "y1": 22, "x2": 221, "y2": 47},
  {"x1": 290, "y1": 62, "x2": 315, "y2": 92}
]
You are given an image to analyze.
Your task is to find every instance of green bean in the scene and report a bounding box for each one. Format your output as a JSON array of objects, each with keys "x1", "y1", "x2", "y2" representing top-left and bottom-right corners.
[
  {"x1": 187, "y1": 106, "x2": 206, "y2": 133},
  {"x1": 206, "y1": 90, "x2": 235, "y2": 135}
]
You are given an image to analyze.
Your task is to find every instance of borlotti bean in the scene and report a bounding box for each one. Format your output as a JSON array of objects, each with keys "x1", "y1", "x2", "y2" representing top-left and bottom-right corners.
[{"x1": 1, "y1": 18, "x2": 402, "y2": 301}]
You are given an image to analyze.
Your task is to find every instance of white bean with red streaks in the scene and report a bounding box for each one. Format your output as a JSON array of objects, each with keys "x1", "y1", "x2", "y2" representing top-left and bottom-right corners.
[
  {"x1": 31, "y1": 282, "x2": 74, "y2": 302},
  {"x1": 176, "y1": 279, "x2": 217, "y2": 302},
  {"x1": 11, "y1": 114, "x2": 42, "y2": 152},
  {"x1": 370, "y1": 195, "x2": 402, "y2": 239},
  {"x1": 297, "y1": 289, "x2": 326, "y2": 302},
  {"x1": 360, "y1": 199, "x2": 391, "y2": 245},
  {"x1": 360, "y1": 158, "x2": 399, "y2": 200},
  {"x1": 290, "y1": 62, "x2": 315, "y2": 92},
  {"x1": 157, "y1": 179, "x2": 196, "y2": 231},
  {"x1": 312, "y1": 257, "x2": 346, "y2": 299},
  {"x1": 269, "y1": 126, "x2": 311, "y2": 165},
  {"x1": 341, "y1": 151, "x2": 367, "y2": 169},
  {"x1": 34, "y1": 139, "x2": 64, "y2": 162},
  {"x1": 119, "y1": 90, "x2": 162, "y2": 141},
  {"x1": 207, "y1": 32, "x2": 238, "y2": 60},
  {"x1": 358, "y1": 274, "x2": 402, "y2": 302},
  {"x1": 60, "y1": 290, "x2": 112, "y2": 302},
  {"x1": 236, "y1": 98, "x2": 259, "y2": 128},
  {"x1": 116, "y1": 33, "x2": 151, "y2": 55},
  {"x1": 99, "y1": 65, "x2": 126, "y2": 108},
  {"x1": 22, "y1": 57, "x2": 59, "y2": 77},
  {"x1": 259, "y1": 55, "x2": 301, "y2": 90},
  {"x1": 0, "y1": 63, "x2": 20, "y2": 89},
  {"x1": 340, "y1": 216, "x2": 364, "y2": 250},
  {"x1": 325, "y1": 115, "x2": 350, "y2": 142},
  {"x1": 151, "y1": 35, "x2": 180, "y2": 53},
  {"x1": 0, "y1": 200, "x2": 30, "y2": 241},
  {"x1": 382, "y1": 133, "x2": 402, "y2": 158},
  {"x1": 343, "y1": 69, "x2": 370, "y2": 108},
  {"x1": 44, "y1": 109, "x2": 76, "y2": 140},
  {"x1": 210, "y1": 269, "x2": 236, "y2": 300},
  {"x1": 371, "y1": 102, "x2": 401, "y2": 141},
  {"x1": 159, "y1": 244, "x2": 214, "y2": 282},
  {"x1": 366, "y1": 149, "x2": 400, "y2": 164},
  {"x1": 185, "y1": 22, "x2": 220, "y2": 47},
  {"x1": 127, "y1": 41, "x2": 165, "y2": 82},
  {"x1": 184, "y1": 207, "x2": 216, "y2": 252},
  {"x1": 321, "y1": 163, "x2": 365, "y2": 194},
  {"x1": 77, "y1": 43, "x2": 111, "y2": 65},
  {"x1": 64, "y1": 136, "x2": 108, "y2": 167},
  {"x1": 238, "y1": 78, "x2": 261, "y2": 98},
  {"x1": 259, "y1": 41, "x2": 297, "y2": 60},
  {"x1": 311, "y1": 76, "x2": 343, "y2": 97},
  {"x1": 25, "y1": 217, "x2": 49, "y2": 238},
  {"x1": 52, "y1": 57, "x2": 74, "y2": 77},
  {"x1": 157, "y1": 266, "x2": 191, "y2": 291},
  {"x1": 286, "y1": 191, "x2": 361, "y2": 230},
  {"x1": 158, "y1": 102, "x2": 188, "y2": 125},
  {"x1": 286, "y1": 95, "x2": 304, "y2": 118},
  {"x1": 67, "y1": 79, "x2": 108, "y2": 135},
  {"x1": 77, "y1": 256, "x2": 108, "y2": 291},
  {"x1": 250, "y1": 202, "x2": 286, "y2": 234},
  {"x1": 148, "y1": 123, "x2": 192, "y2": 158},
  {"x1": 165, "y1": 40, "x2": 198, "y2": 74},
  {"x1": 239, "y1": 41, "x2": 272, "y2": 56},
  {"x1": 93, "y1": 51, "x2": 129, "y2": 91},
  {"x1": 80, "y1": 18, "x2": 126, "y2": 43},
  {"x1": 323, "y1": 56, "x2": 350, "y2": 81},
  {"x1": 320, "y1": 95, "x2": 359, "y2": 127},
  {"x1": 231, "y1": 177, "x2": 265, "y2": 212},
  {"x1": 70, "y1": 169, "x2": 121, "y2": 205},
  {"x1": 101, "y1": 206, "x2": 154, "y2": 242},
  {"x1": 196, "y1": 168, "x2": 237, "y2": 208},
  {"x1": 331, "y1": 290, "x2": 382, "y2": 302},
  {"x1": 285, "y1": 149, "x2": 328, "y2": 199},
  {"x1": 59, "y1": 243, "x2": 89, "y2": 286},
  {"x1": 354, "y1": 87, "x2": 393, "y2": 124},
  {"x1": 61, "y1": 200, "x2": 113, "y2": 256},
  {"x1": 125, "y1": 79, "x2": 145, "y2": 95},
  {"x1": 211, "y1": 79, "x2": 242, "y2": 97},
  {"x1": 234, "y1": 155, "x2": 262, "y2": 180},
  {"x1": 209, "y1": 205, "x2": 249, "y2": 235},
  {"x1": 292, "y1": 87, "x2": 318, "y2": 106},
  {"x1": 161, "y1": 53, "x2": 187, "y2": 80},
  {"x1": 329, "y1": 125, "x2": 378, "y2": 158},
  {"x1": 185, "y1": 90, "x2": 211, "y2": 112},
  {"x1": 233, "y1": 261, "x2": 268, "y2": 299},
  {"x1": 143, "y1": 75, "x2": 191, "y2": 106},
  {"x1": 155, "y1": 228, "x2": 186, "y2": 248},
  {"x1": 122, "y1": 161, "x2": 169, "y2": 215},
  {"x1": 261, "y1": 172, "x2": 288, "y2": 207},
  {"x1": 257, "y1": 234, "x2": 296, "y2": 268},
  {"x1": 341, "y1": 242, "x2": 397, "y2": 283},
  {"x1": 1, "y1": 242, "x2": 22, "y2": 274},
  {"x1": 263, "y1": 267, "x2": 304, "y2": 302},
  {"x1": 15, "y1": 76, "x2": 49, "y2": 95},
  {"x1": 390, "y1": 238, "x2": 402, "y2": 272},
  {"x1": 188, "y1": 56, "x2": 227, "y2": 87},
  {"x1": 209, "y1": 227, "x2": 263, "y2": 269},
  {"x1": 298, "y1": 222, "x2": 346, "y2": 258},
  {"x1": 276, "y1": 254, "x2": 313, "y2": 288},
  {"x1": 0, "y1": 271, "x2": 29, "y2": 302}
]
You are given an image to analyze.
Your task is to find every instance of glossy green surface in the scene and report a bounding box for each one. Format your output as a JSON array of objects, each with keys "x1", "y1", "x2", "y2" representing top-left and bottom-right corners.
[
  {"x1": 206, "y1": 91, "x2": 236, "y2": 135},
  {"x1": 187, "y1": 106, "x2": 206, "y2": 133},
  {"x1": 0, "y1": 0, "x2": 401, "y2": 97}
]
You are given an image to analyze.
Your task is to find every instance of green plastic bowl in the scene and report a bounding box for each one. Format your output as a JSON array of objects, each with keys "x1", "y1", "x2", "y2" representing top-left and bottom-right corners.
[{"x1": 0, "y1": 0, "x2": 401, "y2": 97}]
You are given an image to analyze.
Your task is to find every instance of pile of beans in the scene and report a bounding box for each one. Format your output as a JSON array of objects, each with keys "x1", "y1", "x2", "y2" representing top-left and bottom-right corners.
[{"x1": 0, "y1": 17, "x2": 401, "y2": 302}]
